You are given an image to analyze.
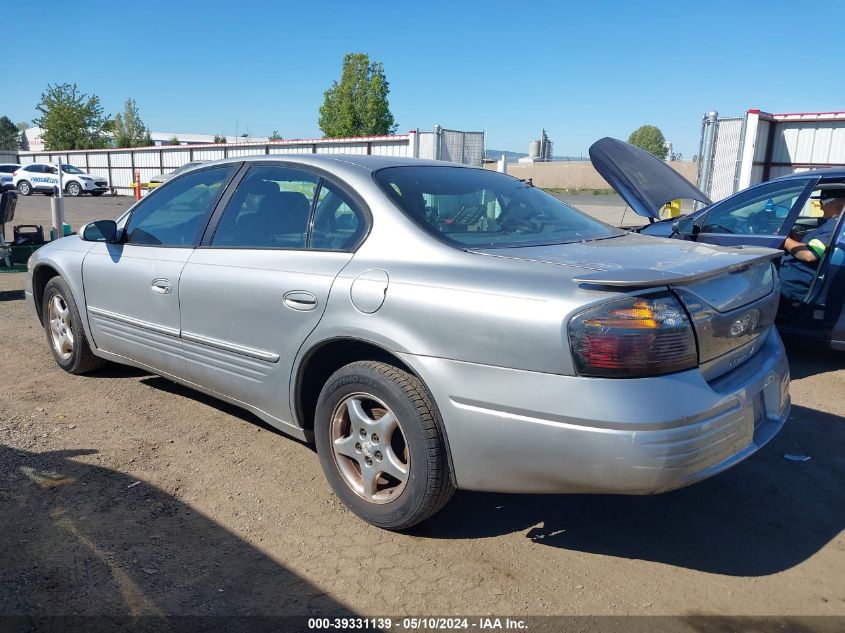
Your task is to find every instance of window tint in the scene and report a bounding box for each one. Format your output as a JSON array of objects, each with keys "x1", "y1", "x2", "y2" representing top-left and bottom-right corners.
[
  {"x1": 311, "y1": 180, "x2": 365, "y2": 250},
  {"x1": 125, "y1": 166, "x2": 234, "y2": 246},
  {"x1": 701, "y1": 180, "x2": 811, "y2": 235},
  {"x1": 211, "y1": 165, "x2": 318, "y2": 248},
  {"x1": 26, "y1": 165, "x2": 43, "y2": 173},
  {"x1": 374, "y1": 166, "x2": 622, "y2": 248}
]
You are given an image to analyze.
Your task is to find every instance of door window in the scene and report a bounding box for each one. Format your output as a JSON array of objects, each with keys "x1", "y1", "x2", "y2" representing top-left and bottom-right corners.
[
  {"x1": 310, "y1": 180, "x2": 365, "y2": 250},
  {"x1": 700, "y1": 180, "x2": 811, "y2": 235},
  {"x1": 125, "y1": 166, "x2": 234, "y2": 246},
  {"x1": 211, "y1": 165, "x2": 319, "y2": 248}
]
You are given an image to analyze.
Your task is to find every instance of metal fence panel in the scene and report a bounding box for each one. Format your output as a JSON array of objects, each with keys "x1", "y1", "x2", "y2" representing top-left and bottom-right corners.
[
  {"x1": 192, "y1": 148, "x2": 226, "y2": 161},
  {"x1": 14, "y1": 129, "x2": 485, "y2": 191},
  {"x1": 268, "y1": 146, "x2": 312, "y2": 155},
  {"x1": 417, "y1": 132, "x2": 435, "y2": 160},
  {"x1": 708, "y1": 117, "x2": 744, "y2": 202}
]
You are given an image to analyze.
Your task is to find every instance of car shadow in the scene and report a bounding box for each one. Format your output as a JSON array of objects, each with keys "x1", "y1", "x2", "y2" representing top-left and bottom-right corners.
[
  {"x1": 784, "y1": 340, "x2": 843, "y2": 380},
  {"x1": 412, "y1": 404, "x2": 843, "y2": 577},
  {"x1": 0, "y1": 444, "x2": 352, "y2": 618},
  {"x1": 137, "y1": 376, "x2": 304, "y2": 446}
]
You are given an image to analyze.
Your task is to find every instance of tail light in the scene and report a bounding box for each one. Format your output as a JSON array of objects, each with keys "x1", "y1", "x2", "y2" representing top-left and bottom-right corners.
[{"x1": 569, "y1": 292, "x2": 697, "y2": 377}]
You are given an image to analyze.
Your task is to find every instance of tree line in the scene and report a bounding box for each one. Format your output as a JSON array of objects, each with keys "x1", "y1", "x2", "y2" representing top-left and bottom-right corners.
[
  {"x1": 1, "y1": 52, "x2": 398, "y2": 152},
  {"x1": 1, "y1": 53, "x2": 670, "y2": 158}
]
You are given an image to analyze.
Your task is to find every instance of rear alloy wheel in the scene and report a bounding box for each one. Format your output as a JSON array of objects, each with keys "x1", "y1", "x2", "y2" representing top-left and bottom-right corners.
[
  {"x1": 17, "y1": 180, "x2": 32, "y2": 196},
  {"x1": 42, "y1": 277, "x2": 107, "y2": 374},
  {"x1": 315, "y1": 361, "x2": 455, "y2": 530},
  {"x1": 66, "y1": 181, "x2": 82, "y2": 197}
]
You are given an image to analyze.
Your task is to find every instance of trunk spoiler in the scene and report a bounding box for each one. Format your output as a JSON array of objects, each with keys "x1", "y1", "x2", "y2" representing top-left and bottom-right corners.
[{"x1": 572, "y1": 247, "x2": 782, "y2": 288}]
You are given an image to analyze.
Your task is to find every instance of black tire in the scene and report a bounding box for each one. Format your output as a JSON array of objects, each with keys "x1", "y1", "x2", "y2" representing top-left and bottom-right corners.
[
  {"x1": 315, "y1": 361, "x2": 455, "y2": 530},
  {"x1": 66, "y1": 181, "x2": 82, "y2": 197},
  {"x1": 42, "y1": 277, "x2": 107, "y2": 374},
  {"x1": 17, "y1": 180, "x2": 32, "y2": 196}
]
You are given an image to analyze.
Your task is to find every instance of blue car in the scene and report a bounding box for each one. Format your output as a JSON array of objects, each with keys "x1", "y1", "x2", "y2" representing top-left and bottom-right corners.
[{"x1": 591, "y1": 137, "x2": 845, "y2": 350}]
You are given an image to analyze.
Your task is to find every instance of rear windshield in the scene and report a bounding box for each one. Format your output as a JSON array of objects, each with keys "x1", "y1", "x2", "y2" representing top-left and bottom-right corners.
[{"x1": 374, "y1": 166, "x2": 622, "y2": 248}]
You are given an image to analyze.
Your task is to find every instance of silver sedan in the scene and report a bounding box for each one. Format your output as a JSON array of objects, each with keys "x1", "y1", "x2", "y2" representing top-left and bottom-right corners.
[{"x1": 25, "y1": 155, "x2": 791, "y2": 529}]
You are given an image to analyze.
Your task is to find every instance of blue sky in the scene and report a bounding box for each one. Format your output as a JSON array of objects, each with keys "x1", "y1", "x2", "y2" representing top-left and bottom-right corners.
[{"x1": 4, "y1": 0, "x2": 844, "y2": 157}]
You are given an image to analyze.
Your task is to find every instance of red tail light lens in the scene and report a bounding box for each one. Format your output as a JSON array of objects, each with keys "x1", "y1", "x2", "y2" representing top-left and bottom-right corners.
[{"x1": 569, "y1": 292, "x2": 697, "y2": 377}]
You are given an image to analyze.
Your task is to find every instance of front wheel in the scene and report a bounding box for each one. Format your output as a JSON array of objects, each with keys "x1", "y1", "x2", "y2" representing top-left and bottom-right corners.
[
  {"x1": 315, "y1": 361, "x2": 455, "y2": 530},
  {"x1": 17, "y1": 180, "x2": 32, "y2": 196},
  {"x1": 42, "y1": 277, "x2": 107, "y2": 374},
  {"x1": 66, "y1": 181, "x2": 82, "y2": 197}
]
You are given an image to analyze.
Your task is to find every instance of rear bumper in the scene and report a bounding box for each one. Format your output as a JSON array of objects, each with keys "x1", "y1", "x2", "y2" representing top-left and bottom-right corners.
[{"x1": 400, "y1": 326, "x2": 790, "y2": 494}]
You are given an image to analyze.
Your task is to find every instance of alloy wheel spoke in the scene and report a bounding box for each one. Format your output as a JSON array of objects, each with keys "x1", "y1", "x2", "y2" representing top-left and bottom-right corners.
[
  {"x1": 360, "y1": 462, "x2": 379, "y2": 498},
  {"x1": 333, "y1": 433, "x2": 360, "y2": 460},
  {"x1": 345, "y1": 397, "x2": 372, "y2": 430},
  {"x1": 374, "y1": 410, "x2": 398, "y2": 438},
  {"x1": 378, "y1": 446, "x2": 408, "y2": 482}
]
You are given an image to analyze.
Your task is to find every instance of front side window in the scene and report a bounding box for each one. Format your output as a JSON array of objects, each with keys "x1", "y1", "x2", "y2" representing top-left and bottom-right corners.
[
  {"x1": 125, "y1": 166, "x2": 234, "y2": 246},
  {"x1": 700, "y1": 179, "x2": 812, "y2": 235},
  {"x1": 211, "y1": 165, "x2": 319, "y2": 248},
  {"x1": 374, "y1": 166, "x2": 623, "y2": 248},
  {"x1": 61, "y1": 164, "x2": 84, "y2": 174}
]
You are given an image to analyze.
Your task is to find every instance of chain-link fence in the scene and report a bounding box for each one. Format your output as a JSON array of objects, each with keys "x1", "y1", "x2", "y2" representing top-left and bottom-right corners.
[
  {"x1": 416, "y1": 128, "x2": 485, "y2": 166},
  {"x1": 698, "y1": 115, "x2": 745, "y2": 202}
]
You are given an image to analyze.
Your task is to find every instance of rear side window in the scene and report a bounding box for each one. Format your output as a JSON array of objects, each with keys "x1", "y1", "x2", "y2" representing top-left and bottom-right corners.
[
  {"x1": 211, "y1": 165, "x2": 319, "y2": 249},
  {"x1": 374, "y1": 166, "x2": 622, "y2": 248},
  {"x1": 311, "y1": 180, "x2": 365, "y2": 250},
  {"x1": 125, "y1": 166, "x2": 234, "y2": 246}
]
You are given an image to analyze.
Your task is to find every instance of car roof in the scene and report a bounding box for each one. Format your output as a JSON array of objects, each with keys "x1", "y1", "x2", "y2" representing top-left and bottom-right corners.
[
  {"x1": 201, "y1": 153, "x2": 472, "y2": 173},
  {"x1": 774, "y1": 167, "x2": 845, "y2": 181}
]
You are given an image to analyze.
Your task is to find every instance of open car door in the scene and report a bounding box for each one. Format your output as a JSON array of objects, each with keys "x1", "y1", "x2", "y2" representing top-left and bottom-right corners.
[{"x1": 686, "y1": 177, "x2": 818, "y2": 250}]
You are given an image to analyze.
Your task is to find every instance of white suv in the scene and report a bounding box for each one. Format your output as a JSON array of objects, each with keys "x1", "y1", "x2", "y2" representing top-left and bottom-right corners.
[{"x1": 13, "y1": 164, "x2": 109, "y2": 197}]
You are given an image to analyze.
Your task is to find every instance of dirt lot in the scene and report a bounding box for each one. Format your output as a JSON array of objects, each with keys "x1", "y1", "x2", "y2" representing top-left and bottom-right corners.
[{"x1": 1, "y1": 194, "x2": 844, "y2": 620}]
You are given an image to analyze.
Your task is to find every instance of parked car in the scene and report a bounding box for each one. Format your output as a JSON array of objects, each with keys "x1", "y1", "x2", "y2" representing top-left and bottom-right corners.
[
  {"x1": 13, "y1": 163, "x2": 109, "y2": 197},
  {"x1": 590, "y1": 137, "x2": 845, "y2": 350},
  {"x1": 0, "y1": 163, "x2": 21, "y2": 191},
  {"x1": 147, "y1": 161, "x2": 206, "y2": 188},
  {"x1": 25, "y1": 155, "x2": 791, "y2": 529}
]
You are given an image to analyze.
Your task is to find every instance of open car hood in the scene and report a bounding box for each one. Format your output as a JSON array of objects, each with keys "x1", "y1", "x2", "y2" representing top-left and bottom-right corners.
[{"x1": 589, "y1": 137, "x2": 712, "y2": 220}]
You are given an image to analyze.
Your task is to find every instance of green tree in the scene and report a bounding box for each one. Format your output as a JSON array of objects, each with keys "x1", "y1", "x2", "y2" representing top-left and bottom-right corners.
[
  {"x1": 269, "y1": 130, "x2": 283, "y2": 141},
  {"x1": 33, "y1": 83, "x2": 110, "y2": 150},
  {"x1": 113, "y1": 98, "x2": 152, "y2": 147},
  {"x1": 319, "y1": 53, "x2": 397, "y2": 137},
  {"x1": 628, "y1": 125, "x2": 667, "y2": 159},
  {"x1": 168, "y1": 136, "x2": 181, "y2": 145},
  {"x1": 213, "y1": 134, "x2": 227, "y2": 143},
  {"x1": 0, "y1": 116, "x2": 19, "y2": 150},
  {"x1": 15, "y1": 121, "x2": 29, "y2": 132}
]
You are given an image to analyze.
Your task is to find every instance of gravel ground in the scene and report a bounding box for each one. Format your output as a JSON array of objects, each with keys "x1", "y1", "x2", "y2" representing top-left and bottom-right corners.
[{"x1": 0, "y1": 193, "x2": 843, "y2": 620}]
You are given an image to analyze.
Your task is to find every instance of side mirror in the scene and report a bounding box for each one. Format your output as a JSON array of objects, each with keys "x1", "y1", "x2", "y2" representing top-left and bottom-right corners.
[
  {"x1": 81, "y1": 220, "x2": 119, "y2": 243},
  {"x1": 671, "y1": 215, "x2": 697, "y2": 237}
]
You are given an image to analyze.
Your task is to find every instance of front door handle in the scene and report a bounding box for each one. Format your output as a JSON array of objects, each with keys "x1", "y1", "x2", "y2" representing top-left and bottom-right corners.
[
  {"x1": 283, "y1": 291, "x2": 318, "y2": 311},
  {"x1": 151, "y1": 278, "x2": 173, "y2": 295}
]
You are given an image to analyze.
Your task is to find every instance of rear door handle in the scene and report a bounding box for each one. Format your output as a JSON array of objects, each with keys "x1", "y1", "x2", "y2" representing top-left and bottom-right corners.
[
  {"x1": 151, "y1": 278, "x2": 173, "y2": 295},
  {"x1": 283, "y1": 291, "x2": 318, "y2": 311}
]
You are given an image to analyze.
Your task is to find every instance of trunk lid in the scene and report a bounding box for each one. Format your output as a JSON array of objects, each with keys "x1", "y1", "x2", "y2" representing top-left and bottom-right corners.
[
  {"x1": 472, "y1": 234, "x2": 781, "y2": 377},
  {"x1": 589, "y1": 137, "x2": 712, "y2": 219}
]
